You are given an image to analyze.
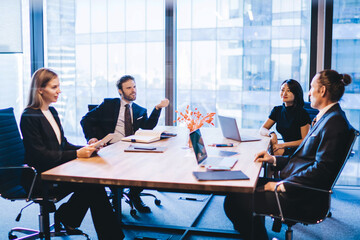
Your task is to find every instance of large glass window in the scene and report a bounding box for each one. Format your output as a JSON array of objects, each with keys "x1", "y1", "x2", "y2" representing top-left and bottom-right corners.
[
  {"x1": 177, "y1": 0, "x2": 311, "y2": 129},
  {"x1": 332, "y1": 0, "x2": 360, "y2": 185},
  {"x1": 0, "y1": 0, "x2": 31, "y2": 120},
  {"x1": 44, "y1": 0, "x2": 165, "y2": 143}
]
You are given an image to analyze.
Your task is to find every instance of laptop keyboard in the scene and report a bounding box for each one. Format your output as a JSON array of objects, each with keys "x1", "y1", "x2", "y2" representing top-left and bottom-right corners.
[{"x1": 202, "y1": 157, "x2": 237, "y2": 168}]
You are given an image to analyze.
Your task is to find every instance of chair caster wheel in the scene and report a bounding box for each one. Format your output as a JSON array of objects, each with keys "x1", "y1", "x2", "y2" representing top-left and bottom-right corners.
[
  {"x1": 130, "y1": 209, "x2": 137, "y2": 217},
  {"x1": 155, "y1": 199, "x2": 161, "y2": 206},
  {"x1": 8, "y1": 233, "x2": 17, "y2": 240}
]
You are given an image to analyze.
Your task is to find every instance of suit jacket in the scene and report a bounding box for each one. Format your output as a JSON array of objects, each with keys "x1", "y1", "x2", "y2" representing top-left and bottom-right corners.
[
  {"x1": 20, "y1": 107, "x2": 81, "y2": 173},
  {"x1": 80, "y1": 98, "x2": 161, "y2": 141},
  {"x1": 275, "y1": 103, "x2": 352, "y2": 191}
]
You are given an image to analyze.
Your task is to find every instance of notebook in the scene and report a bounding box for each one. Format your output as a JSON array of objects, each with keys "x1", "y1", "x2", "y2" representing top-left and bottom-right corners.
[
  {"x1": 189, "y1": 129, "x2": 238, "y2": 169},
  {"x1": 218, "y1": 115, "x2": 261, "y2": 142},
  {"x1": 193, "y1": 170, "x2": 249, "y2": 181}
]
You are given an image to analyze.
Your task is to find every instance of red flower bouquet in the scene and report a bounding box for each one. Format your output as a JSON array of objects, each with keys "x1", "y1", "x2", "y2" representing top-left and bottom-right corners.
[{"x1": 174, "y1": 105, "x2": 216, "y2": 132}]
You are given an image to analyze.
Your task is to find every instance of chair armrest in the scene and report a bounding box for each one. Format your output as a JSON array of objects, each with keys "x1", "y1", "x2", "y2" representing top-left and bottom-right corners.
[
  {"x1": 0, "y1": 164, "x2": 38, "y2": 201},
  {"x1": 274, "y1": 181, "x2": 331, "y2": 222}
]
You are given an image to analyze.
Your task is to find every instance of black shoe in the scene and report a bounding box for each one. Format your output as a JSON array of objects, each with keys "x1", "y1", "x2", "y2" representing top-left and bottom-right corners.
[
  {"x1": 129, "y1": 194, "x2": 151, "y2": 213},
  {"x1": 54, "y1": 210, "x2": 84, "y2": 235}
]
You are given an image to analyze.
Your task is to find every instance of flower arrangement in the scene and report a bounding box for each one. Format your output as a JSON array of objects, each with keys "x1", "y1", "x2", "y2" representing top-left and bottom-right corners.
[{"x1": 174, "y1": 105, "x2": 216, "y2": 132}]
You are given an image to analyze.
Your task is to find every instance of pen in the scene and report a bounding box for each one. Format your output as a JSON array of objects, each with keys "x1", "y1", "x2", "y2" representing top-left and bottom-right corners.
[
  {"x1": 209, "y1": 143, "x2": 234, "y2": 147},
  {"x1": 185, "y1": 197, "x2": 197, "y2": 201},
  {"x1": 179, "y1": 197, "x2": 198, "y2": 201}
]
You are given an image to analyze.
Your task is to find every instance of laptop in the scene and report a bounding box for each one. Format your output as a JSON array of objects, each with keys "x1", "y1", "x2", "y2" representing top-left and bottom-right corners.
[
  {"x1": 189, "y1": 129, "x2": 238, "y2": 169},
  {"x1": 218, "y1": 115, "x2": 261, "y2": 142}
]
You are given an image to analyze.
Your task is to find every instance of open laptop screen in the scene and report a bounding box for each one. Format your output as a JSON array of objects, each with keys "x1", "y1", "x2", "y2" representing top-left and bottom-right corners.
[
  {"x1": 218, "y1": 115, "x2": 241, "y2": 141},
  {"x1": 189, "y1": 129, "x2": 208, "y2": 164}
]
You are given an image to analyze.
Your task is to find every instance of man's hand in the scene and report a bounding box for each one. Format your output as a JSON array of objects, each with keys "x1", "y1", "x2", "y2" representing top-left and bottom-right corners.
[
  {"x1": 156, "y1": 99, "x2": 169, "y2": 110},
  {"x1": 264, "y1": 182, "x2": 277, "y2": 191},
  {"x1": 77, "y1": 145, "x2": 96, "y2": 158},
  {"x1": 254, "y1": 150, "x2": 275, "y2": 164}
]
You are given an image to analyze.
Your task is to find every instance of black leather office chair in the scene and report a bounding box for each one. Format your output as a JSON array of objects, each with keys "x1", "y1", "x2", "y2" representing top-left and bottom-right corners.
[
  {"x1": 87, "y1": 104, "x2": 161, "y2": 216},
  {"x1": 304, "y1": 101, "x2": 319, "y2": 121},
  {"x1": 258, "y1": 128, "x2": 359, "y2": 240},
  {"x1": 0, "y1": 107, "x2": 89, "y2": 239}
]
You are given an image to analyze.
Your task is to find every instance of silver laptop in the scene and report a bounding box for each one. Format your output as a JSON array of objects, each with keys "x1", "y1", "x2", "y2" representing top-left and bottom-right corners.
[
  {"x1": 218, "y1": 115, "x2": 261, "y2": 142},
  {"x1": 189, "y1": 129, "x2": 238, "y2": 169}
]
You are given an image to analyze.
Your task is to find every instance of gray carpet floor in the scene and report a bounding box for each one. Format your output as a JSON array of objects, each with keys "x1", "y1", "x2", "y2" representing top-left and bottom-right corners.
[{"x1": 1, "y1": 187, "x2": 359, "y2": 240}]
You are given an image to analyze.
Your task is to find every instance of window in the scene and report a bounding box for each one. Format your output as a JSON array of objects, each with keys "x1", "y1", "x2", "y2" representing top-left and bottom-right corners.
[
  {"x1": 44, "y1": 0, "x2": 165, "y2": 142},
  {"x1": 332, "y1": 0, "x2": 360, "y2": 185},
  {"x1": 0, "y1": 0, "x2": 31, "y2": 120},
  {"x1": 177, "y1": 0, "x2": 311, "y2": 129}
]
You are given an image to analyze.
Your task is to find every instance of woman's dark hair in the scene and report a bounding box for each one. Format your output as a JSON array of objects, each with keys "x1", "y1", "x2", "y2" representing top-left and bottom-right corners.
[
  {"x1": 281, "y1": 79, "x2": 305, "y2": 108},
  {"x1": 317, "y1": 69, "x2": 352, "y2": 102},
  {"x1": 116, "y1": 75, "x2": 135, "y2": 90}
]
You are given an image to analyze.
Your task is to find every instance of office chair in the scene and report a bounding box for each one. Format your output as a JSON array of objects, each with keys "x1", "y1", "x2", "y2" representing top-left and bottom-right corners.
[
  {"x1": 0, "y1": 107, "x2": 89, "y2": 239},
  {"x1": 87, "y1": 104, "x2": 161, "y2": 217},
  {"x1": 257, "y1": 128, "x2": 359, "y2": 240},
  {"x1": 304, "y1": 101, "x2": 319, "y2": 121}
]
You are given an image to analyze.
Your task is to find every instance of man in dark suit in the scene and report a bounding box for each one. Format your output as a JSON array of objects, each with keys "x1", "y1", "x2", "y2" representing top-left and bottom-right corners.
[
  {"x1": 224, "y1": 70, "x2": 353, "y2": 240},
  {"x1": 81, "y1": 75, "x2": 169, "y2": 212}
]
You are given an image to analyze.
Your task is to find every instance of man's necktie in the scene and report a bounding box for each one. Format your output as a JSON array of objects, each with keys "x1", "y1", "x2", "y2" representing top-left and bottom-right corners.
[
  {"x1": 125, "y1": 104, "x2": 133, "y2": 137},
  {"x1": 311, "y1": 117, "x2": 317, "y2": 127}
]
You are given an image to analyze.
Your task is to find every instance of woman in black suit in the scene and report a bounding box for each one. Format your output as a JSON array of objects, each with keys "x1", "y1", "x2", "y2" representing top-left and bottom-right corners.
[{"x1": 20, "y1": 68, "x2": 124, "y2": 240}]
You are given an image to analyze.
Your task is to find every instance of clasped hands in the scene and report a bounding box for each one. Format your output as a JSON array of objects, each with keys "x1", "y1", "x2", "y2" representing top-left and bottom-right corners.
[{"x1": 270, "y1": 132, "x2": 285, "y2": 154}]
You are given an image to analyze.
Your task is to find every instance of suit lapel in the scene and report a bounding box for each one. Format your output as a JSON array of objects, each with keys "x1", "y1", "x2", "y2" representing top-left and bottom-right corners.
[
  {"x1": 291, "y1": 118, "x2": 322, "y2": 156},
  {"x1": 291, "y1": 103, "x2": 339, "y2": 156},
  {"x1": 132, "y1": 103, "x2": 141, "y2": 122},
  {"x1": 113, "y1": 98, "x2": 121, "y2": 128},
  {"x1": 43, "y1": 108, "x2": 63, "y2": 145}
]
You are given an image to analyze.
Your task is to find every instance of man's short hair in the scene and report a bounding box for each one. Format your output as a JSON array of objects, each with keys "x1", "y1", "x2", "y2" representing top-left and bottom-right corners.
[{"x1": 116, "y1": 75, "x2": 135, "y2": 90}]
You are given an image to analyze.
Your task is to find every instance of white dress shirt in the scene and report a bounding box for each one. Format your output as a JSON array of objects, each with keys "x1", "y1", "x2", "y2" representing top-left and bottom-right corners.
[
  {"x1": 42, "y1": 109, "x2": 61, "y2": 144},
  {"x1": 111, "y1": 99, "x2": 133, "y2": 143}
]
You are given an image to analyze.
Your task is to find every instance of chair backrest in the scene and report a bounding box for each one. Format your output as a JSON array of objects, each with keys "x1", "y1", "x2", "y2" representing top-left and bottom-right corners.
[
  {"x1": 304, "y1": 101, "x2": 319, "y2": 121},
  {"x1": 0, "y1": 107, "x2": 25, "y2": 194},
  {"x1": 88, "y1": 104, "x2": 98, "y2": 111},
  {"x1": 331, "y1": 128, "x2": 359, "y2": 189}
]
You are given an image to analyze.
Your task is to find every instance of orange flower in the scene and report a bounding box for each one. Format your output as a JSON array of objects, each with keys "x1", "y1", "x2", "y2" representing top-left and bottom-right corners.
[{"x1": 174, "y1": 105, "x2": 216, "y2": 132}]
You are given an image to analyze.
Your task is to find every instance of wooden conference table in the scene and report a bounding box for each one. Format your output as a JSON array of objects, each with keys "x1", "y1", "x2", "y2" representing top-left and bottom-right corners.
[
  {"x1": 42, "y1": 126, "x2": 269, "y2": 193},
  {"x1": 41, "y1": 126, "x2": 269, "y2": 239}
]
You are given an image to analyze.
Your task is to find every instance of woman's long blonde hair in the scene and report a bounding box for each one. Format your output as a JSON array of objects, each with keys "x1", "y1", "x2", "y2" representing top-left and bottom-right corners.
[{"x1": 27, "y1": 68, "x2": 58, "y2": 109}]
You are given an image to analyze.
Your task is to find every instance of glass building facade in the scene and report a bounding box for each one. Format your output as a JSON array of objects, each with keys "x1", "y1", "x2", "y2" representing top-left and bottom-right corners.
[
  {"x1": 44, "y1": 0, "x2": 165, "y2": 141},
  {"x1": 177, "y1": 0, "x2": 311, "y2": 129}
]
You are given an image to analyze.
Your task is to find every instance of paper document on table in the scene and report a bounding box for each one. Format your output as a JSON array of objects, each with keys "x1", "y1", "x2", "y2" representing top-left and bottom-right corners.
[{"x1": 91, "y1": 133, "x2": 115, "y2": 149}]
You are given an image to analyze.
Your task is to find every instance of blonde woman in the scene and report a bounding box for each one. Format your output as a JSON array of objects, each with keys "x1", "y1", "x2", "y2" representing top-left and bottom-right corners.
[{"x1": 20, "y1": 68, "x2": 124, "y2": 239}]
